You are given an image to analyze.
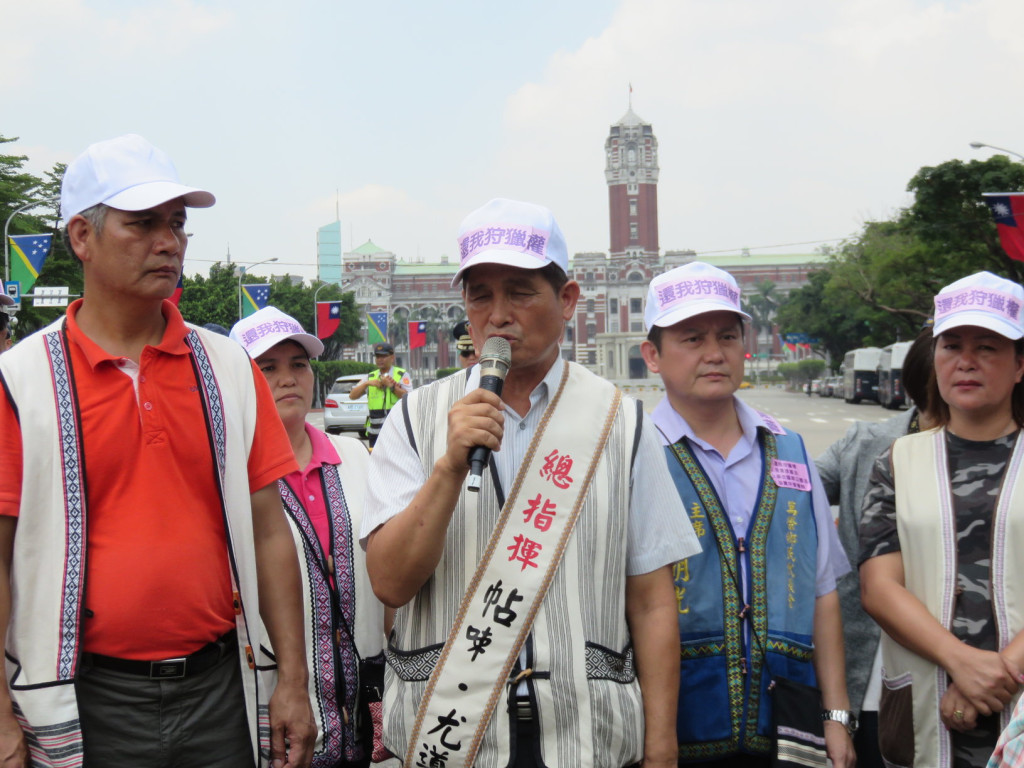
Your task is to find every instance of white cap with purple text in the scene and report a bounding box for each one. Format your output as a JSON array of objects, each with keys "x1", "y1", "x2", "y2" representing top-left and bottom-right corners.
[
  {"x1": 230, "y1": 306, "x2": 325, "y2": 360},
  {"x1": 644, "y1": 261, "x2": 751, "y2": 331},
  {"x1": 933, "y1": 271, "x2": 1024, "y2": 340},
  {"x1": 451, "y1": 198, "x2": 568, "y2": 287}
]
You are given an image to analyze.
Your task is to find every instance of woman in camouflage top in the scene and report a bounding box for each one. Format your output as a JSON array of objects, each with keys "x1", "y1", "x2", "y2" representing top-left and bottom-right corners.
[{"x1": 860, "y1": 272, "x2": 1024, "y2": 768}]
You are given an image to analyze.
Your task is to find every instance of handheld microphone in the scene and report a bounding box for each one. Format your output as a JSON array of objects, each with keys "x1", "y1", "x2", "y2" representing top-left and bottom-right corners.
[{"x1": 467, "y1": 336, "x2": 511, "y2": 491}]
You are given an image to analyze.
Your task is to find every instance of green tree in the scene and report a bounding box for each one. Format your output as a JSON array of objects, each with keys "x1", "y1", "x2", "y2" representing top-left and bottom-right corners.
[
  {"x1": 3, "y1": 156, "x2": 79, "y2": 339},
  {"x1": 776, "y1": 155, "x2": 1024, "y2": 363},
  {"x1": 177, "y1": 265, "x2": 362, "y2": 360}
]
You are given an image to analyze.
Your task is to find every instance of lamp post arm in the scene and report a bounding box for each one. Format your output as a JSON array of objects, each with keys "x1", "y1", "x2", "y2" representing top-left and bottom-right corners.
[{"x1": 970, "y1": 142, "x2": 1024, "y2": 162}]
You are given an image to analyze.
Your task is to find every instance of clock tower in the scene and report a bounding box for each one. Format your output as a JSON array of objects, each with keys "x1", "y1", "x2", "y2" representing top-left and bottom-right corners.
[{"x1": 605, "y1": 107, "x2": 659, "y2": 259}]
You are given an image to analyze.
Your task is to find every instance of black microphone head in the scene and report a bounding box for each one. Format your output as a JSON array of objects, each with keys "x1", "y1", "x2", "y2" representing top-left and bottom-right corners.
[{"x1": 478, "y1": 336, "x2": 511, "y2": 379}]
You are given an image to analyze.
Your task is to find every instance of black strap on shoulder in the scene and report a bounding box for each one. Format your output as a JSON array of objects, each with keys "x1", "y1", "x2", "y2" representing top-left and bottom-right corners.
[
  {"x1": 629, "y1": 398, "x2": 644, "y2": 473},
  {"x1": 400, "y1": 398, "x2": 418, "y2": 459}
]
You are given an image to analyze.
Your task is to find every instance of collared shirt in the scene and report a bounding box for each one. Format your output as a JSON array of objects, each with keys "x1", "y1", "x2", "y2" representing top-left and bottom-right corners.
[
  {"x1": 0, "y1": 299, "x2": 297, "y2": 659},
  {"x1": 281, "y1": 423, "x2": 342, "y2": 555},
  {"x1": 361, "y1": 358, "x2": 700, "y2": 575},
  {"x1": 650, "y1": 395, "x2": 849, "y2": 597}
]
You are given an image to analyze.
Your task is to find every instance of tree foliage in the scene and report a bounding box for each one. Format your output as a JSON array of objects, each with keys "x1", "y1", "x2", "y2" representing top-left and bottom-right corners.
[
  {"x1": 0, "y1": 137, "x2": 79, "y2": 338},
  {"x1": 776, "y1": 155, "x2": 1024, "y2": 363},
  {"x1": 177, "y1": 263, "x2": 363, "y2": 359}
]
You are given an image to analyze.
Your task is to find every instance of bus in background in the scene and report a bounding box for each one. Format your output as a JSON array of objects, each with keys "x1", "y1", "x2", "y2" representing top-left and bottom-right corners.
[
  {"x1": 843, "y1": 347, "x2": 883, "y2": 404},
  {"x1": 877, "y1": 341, "x2": 912, "y2": 410}
]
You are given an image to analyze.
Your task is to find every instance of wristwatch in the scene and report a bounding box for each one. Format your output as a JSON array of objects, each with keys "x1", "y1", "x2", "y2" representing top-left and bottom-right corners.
[{"x1": 821, "y1": 709, "x2": 858, "y2": 735}]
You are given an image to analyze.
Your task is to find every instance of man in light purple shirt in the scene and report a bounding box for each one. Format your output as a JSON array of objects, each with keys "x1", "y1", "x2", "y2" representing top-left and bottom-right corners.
[{"x1": 640, "y1": 261, "x2": 854, "y2": 768}]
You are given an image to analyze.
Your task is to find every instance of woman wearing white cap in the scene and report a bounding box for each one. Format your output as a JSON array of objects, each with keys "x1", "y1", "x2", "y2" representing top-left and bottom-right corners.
[
  {"x1": 860, "y1": 271, "x2": 1024, "y2": 767},
  {"x1": 231, "y1": 307, "x2": 394, "y2": 768}
]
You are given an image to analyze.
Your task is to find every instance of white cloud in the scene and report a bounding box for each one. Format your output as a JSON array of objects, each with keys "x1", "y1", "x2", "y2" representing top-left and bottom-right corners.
[{"x1": 492, "y1": 0, "x2": 1024, "y2": 258}]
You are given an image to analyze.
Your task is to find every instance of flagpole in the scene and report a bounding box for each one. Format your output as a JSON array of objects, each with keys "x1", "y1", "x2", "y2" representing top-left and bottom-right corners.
[
  {"x1": 4, "y1": 200, "x2": 53, "y2": 284},
  {"x1": 236, "y1": 257, "x2": 278, "y2": 320}
]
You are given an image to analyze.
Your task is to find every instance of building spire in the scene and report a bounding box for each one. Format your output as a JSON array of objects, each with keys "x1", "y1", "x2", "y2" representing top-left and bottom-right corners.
[{"x1": 628, "y1": 82, "x2": 633, "y2": 110}]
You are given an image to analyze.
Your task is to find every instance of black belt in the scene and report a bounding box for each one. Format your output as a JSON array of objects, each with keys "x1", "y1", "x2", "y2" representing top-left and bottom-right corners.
[{"x1": 82, "y1": 629, "x2": 237, "y2": 680}]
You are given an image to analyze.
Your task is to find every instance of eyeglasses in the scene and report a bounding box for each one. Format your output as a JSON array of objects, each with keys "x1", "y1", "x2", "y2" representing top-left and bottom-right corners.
[{"x1": 459, "y1": 350, "x2": 474, "y2": 358}]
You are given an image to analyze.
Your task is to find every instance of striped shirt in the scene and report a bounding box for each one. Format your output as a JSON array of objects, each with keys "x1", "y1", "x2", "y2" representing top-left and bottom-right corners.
[{"x1": 360, "y1": 359, "x2": 700, "y2": 574}]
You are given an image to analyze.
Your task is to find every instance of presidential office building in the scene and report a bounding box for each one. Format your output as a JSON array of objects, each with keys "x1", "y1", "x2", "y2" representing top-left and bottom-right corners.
[{"x1": 319, "y1": 108, "x2": 825, "y2": 380}]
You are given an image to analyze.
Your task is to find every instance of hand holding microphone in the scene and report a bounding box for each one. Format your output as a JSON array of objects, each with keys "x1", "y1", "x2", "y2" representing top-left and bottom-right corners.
[{"x1": 467, "y1": 337, "x2": 511, "y2": 491}]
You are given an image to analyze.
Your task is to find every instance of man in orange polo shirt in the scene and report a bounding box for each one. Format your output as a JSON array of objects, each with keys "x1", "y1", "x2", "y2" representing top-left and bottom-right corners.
[{"x1": 0, "y1": 135, "x2": 315, "y2": 767}]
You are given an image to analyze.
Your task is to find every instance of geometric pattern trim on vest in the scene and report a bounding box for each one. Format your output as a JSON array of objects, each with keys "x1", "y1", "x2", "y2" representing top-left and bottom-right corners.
[
  {"x1": 670, "y1": 430, "x2": 778, "y2": 760},
  {"x1": 384, "y1": 643, "x2": 443, "y2": 682},
  {"x1": 584, "y1": 642, "x2": 636, "y2": 684},
  {"x1": 185, "y1": 331, "x2": 227, "y2": 480},
  {"x1": 278, "y1": 464, "x2": 363, "y2": 766},
  {"x1": 44, "y1": 328, "x2": 86, "y2": 681}
]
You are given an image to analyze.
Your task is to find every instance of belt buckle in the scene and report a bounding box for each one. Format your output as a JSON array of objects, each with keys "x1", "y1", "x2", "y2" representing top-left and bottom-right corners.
[{"x1": 150, "y1": 657, "x2": 187, "y2": 679}]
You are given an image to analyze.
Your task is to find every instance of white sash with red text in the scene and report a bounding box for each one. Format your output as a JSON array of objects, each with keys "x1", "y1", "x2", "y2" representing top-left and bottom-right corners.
[{"x1": 404, "y1": 362, "x2": 621, "y2": 768}]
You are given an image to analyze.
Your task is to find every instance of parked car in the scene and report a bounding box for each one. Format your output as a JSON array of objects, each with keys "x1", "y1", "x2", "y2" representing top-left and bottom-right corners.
[
  {"x1": 830, "y1": 375, "x2": 845, "y2": 400},
  {"x1": 323, "y1": 374, "x2": 369, "y2": 437}
]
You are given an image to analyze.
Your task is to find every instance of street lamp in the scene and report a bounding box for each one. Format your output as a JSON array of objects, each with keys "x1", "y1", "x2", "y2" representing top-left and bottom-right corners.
[
  {"x1": 5, "y1": 198, "x2": 58, "y2": 283},
  {"x1": 237, "y1": 257, "x2": 278, "y2": 320},
  {"x1": 969, "y1": 142, "x2": 1024, "y2": 161}
]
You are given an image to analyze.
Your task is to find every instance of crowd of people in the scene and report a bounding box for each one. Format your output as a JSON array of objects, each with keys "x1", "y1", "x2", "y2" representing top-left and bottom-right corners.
[{"x1": 1, "y1": 132, "x2": 1022, "y2": 768}]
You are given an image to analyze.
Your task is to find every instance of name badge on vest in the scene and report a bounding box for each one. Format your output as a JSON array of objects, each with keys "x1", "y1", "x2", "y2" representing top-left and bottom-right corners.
[
  {"x1": 758, "y1": 411, "x2": 786, "y2": 436},
  {"x1": 770, "y1": 459, "x2": 812, "y2": 492}
]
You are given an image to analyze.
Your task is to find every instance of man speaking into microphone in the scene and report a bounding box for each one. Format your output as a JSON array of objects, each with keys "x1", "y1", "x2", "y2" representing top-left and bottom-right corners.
[{"x1": 361, "y1": 198, "x2": 700, "y2": 768}]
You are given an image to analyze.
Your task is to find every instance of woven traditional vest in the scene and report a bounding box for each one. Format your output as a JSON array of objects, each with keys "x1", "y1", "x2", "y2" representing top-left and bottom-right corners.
[
  {"x1": 882, "y1": 429, "x2": 1024, "y2": 768},
  {"x1": 383, "y1": 363, "x2": 645, "y2": 768},
  {"x1": 666, "y1": 427, "x2": 818, "y2": 762},
  {"x1": 272, "y1": 434, "x2": 386, "y2": 768},
  {"x1": 0, "y1": 317, "x2": 267, "y2": 768}
]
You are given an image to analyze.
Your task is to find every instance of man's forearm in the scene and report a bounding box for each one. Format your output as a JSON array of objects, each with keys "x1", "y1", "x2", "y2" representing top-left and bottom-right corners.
[
  {"x1": 366, "y1": 459, "x2": 466, "y2": 607},
  {"x1": 625, "y1": 567, "x2": 680, "y2": 764},
  {"x1": 812, "y1": 591, "x2": 851, "y2": 710}
]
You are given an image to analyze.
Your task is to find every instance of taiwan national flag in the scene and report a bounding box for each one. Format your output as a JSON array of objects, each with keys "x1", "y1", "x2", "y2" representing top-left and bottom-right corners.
[
  {"x1": 409, "y1": 321, "x2": 427, "y2": 349},
  {"x1": 317, "y1": 301, "x2": 343, "y2": 339},
  {"x1": 241, "y1": 284, "x2": 270, "y2": 318},
  {"x1": 983, "y1": 193, "x2": 1024, "y2": 262},
  {"x1": 9, "y1": 233, "x2": 53, "y2": 294},
  {"x1": 367, "y1": 311, "x2": 388, "y2": 344}
]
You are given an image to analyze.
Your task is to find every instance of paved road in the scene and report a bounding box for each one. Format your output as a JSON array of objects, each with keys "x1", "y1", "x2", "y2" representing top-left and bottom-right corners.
[
  {"x1": 308, "y1": 383, "x2": 905, "y2": 459},
  {"x1": 736, "y1": 387, "x2": 900, "y2": 459}
]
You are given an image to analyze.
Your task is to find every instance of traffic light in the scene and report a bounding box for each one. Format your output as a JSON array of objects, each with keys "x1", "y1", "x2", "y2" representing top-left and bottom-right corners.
[{"x1": 744, "y1": 353, "x2": 753, "y2": 359}]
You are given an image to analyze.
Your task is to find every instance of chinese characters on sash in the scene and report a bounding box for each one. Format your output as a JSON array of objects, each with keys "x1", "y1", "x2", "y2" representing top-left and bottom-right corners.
[
  {"x1": 784, "y1": 501, "x2": 798, "y2": 609},
  {"x1": 416, "y1": 709, "x2": 468, "y2": 768},
  {"x1": 674, "y1": 502, "x2": 705, "y2": 614},
  {"x1": 504, "y1": 449, "x2": 574, "y2": 570}
]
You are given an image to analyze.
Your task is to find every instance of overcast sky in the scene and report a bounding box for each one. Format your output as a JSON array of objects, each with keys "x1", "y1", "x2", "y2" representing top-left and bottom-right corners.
[{"x1": 3, "y1": 0, "x2": 1022, "y2": 282}]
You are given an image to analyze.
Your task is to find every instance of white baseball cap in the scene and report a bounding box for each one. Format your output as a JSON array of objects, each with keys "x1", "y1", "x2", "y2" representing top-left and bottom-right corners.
[
  {"x1": 61, "y1": 134, "x2": 215, "y2": 226},
  {"x1": 933, "y1": 271, "x2": 1024, "y2": 340},
  {"x1": 644, "y1": 261, "x2": 751, "y2": 331},
  {"x1": 230, "y1": 306, "x2": 324, "y2": 359},
  {"x1": 452, "y1": 198, "x2": 568, "y2": 287}
]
